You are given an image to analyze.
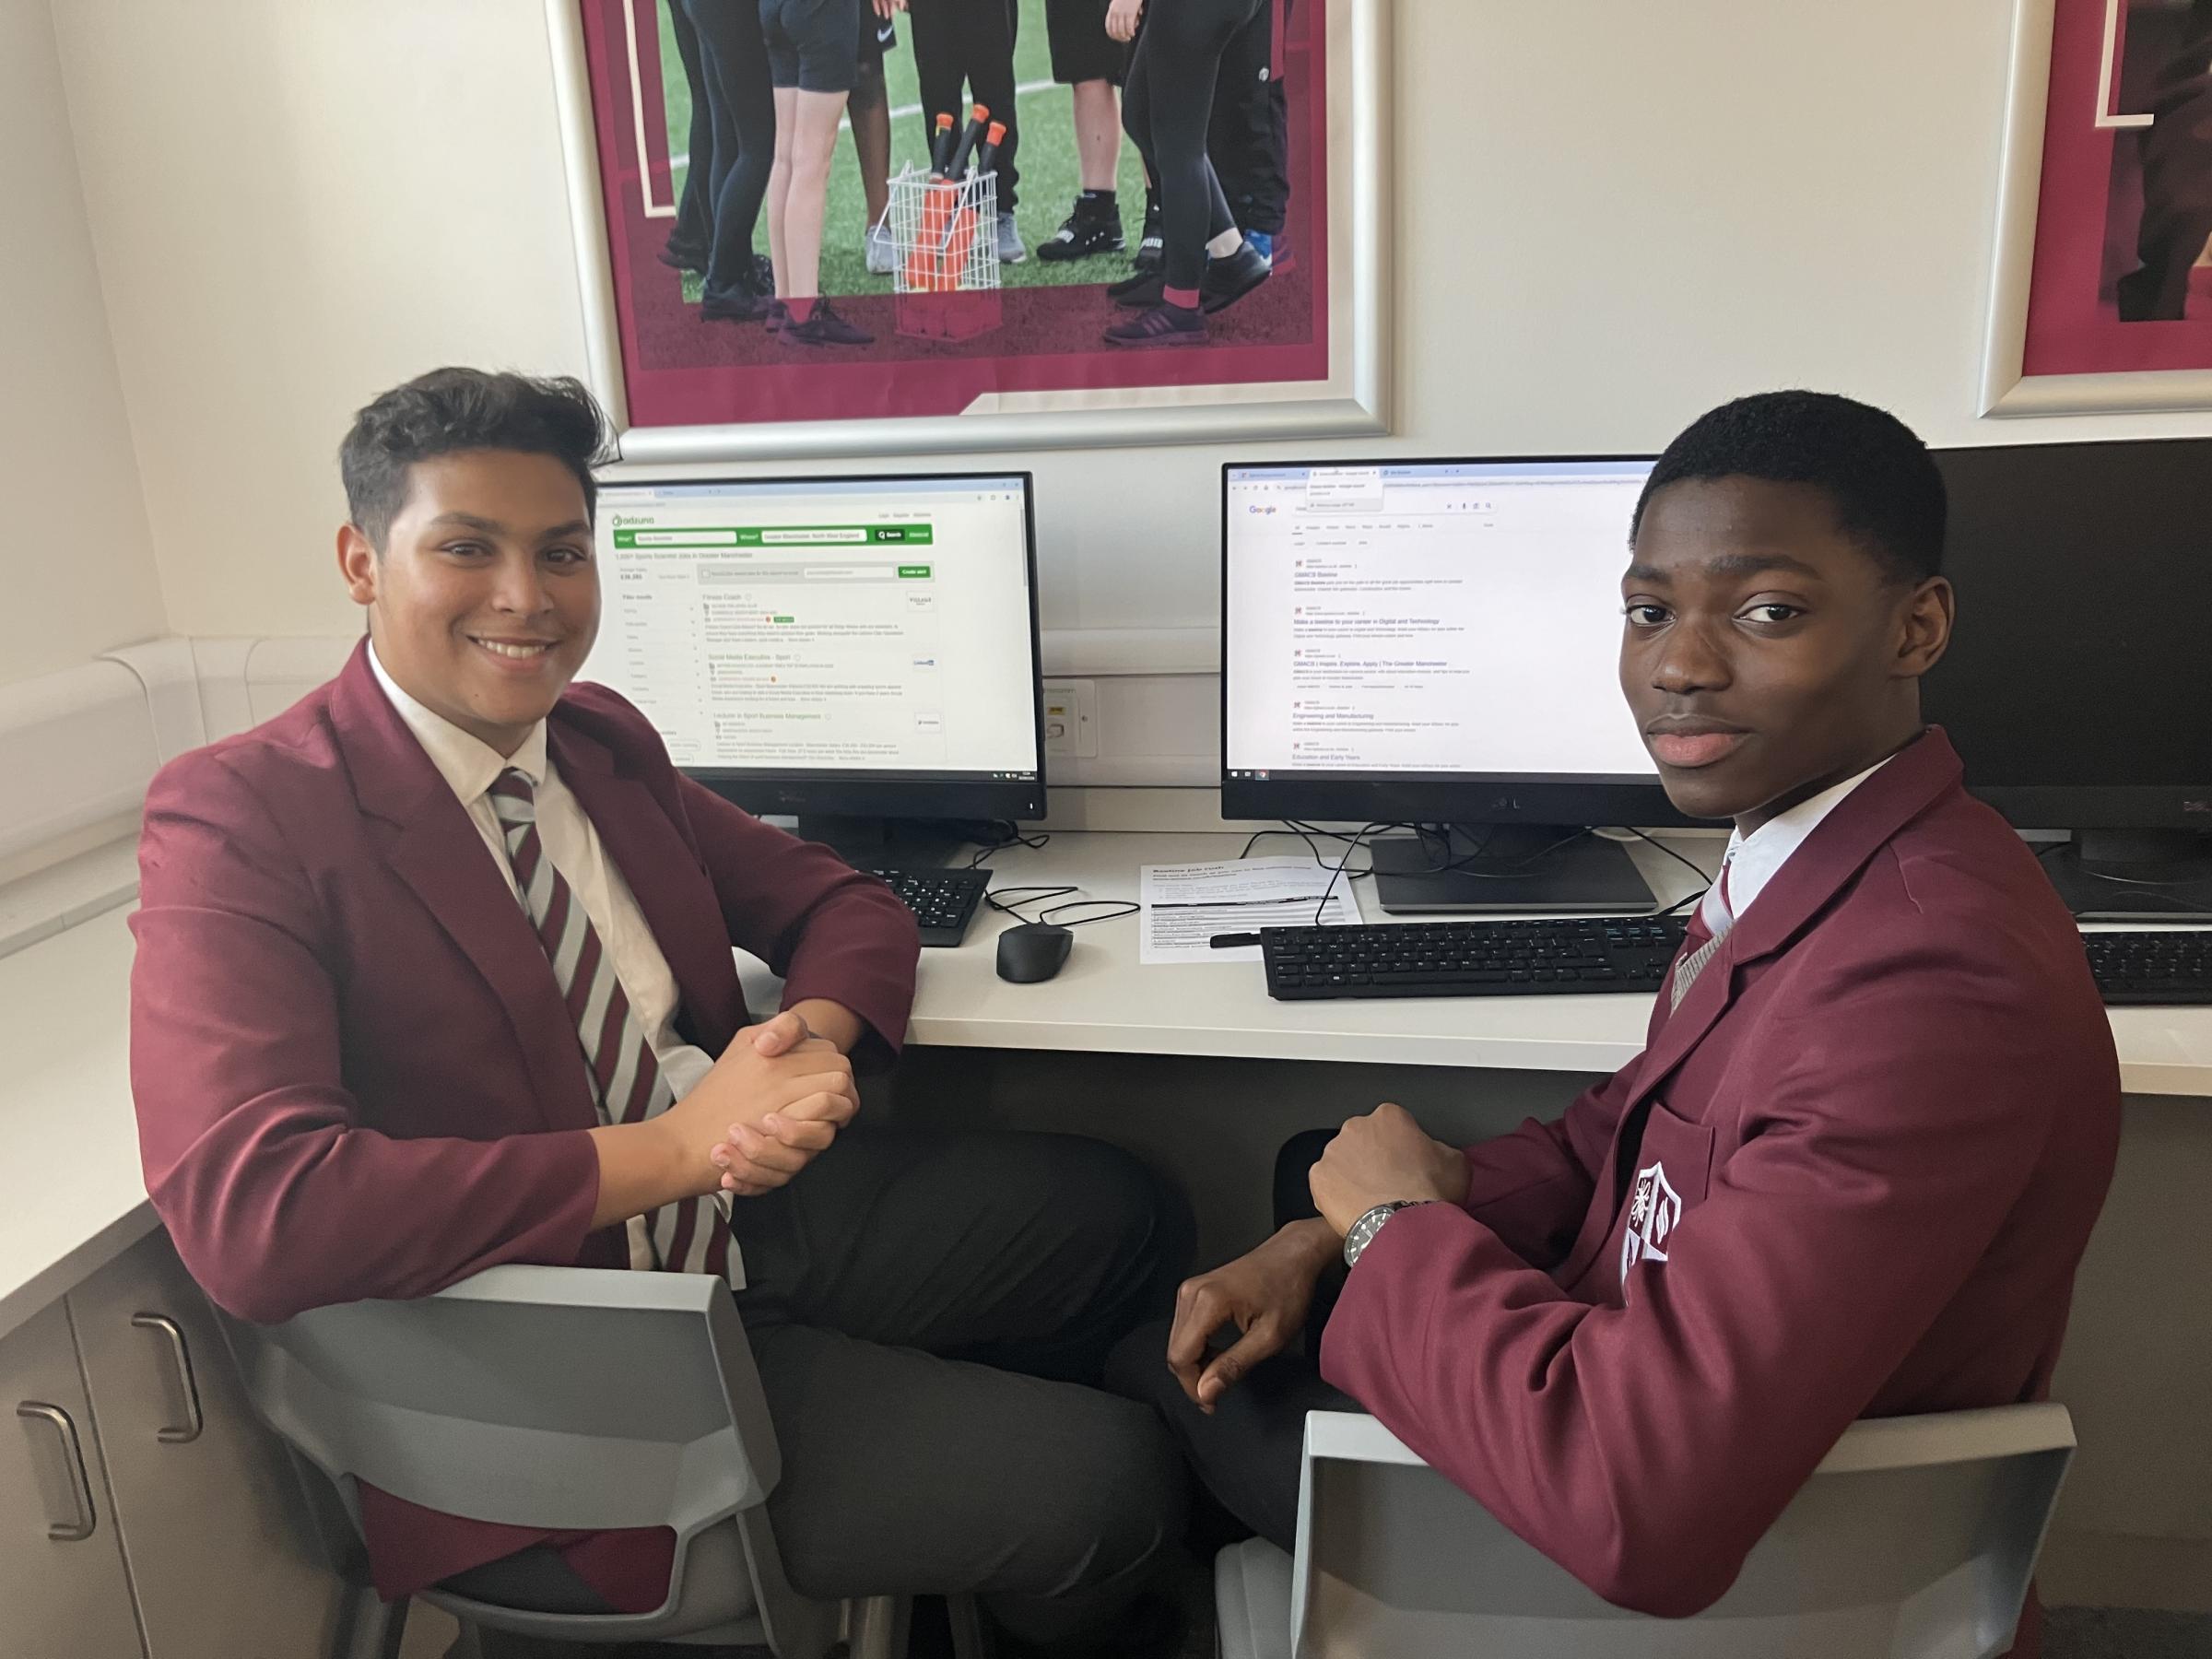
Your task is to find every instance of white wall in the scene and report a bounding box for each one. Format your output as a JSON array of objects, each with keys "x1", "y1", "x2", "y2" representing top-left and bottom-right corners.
[
  {"x1": 0, "y1": 0, "x2": 164, "y2": 686},
  {"x1": 50, "y1": 0, "x2": 2212, "y2": 646}
]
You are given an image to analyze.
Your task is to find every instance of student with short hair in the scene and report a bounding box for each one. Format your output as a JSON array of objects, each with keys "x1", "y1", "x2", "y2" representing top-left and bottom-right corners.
[
  {"x1": 1115, "y1": 391, "x2": 2120, "y2": 1659},
  {"x1": 130, "y1": 368, "x2": 1192, "y2": 1656}
]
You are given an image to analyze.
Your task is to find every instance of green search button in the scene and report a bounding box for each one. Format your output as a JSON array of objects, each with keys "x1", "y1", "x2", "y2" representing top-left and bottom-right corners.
[{"x1": 897, "y1": 565, "x2": 933, "y2": 579}]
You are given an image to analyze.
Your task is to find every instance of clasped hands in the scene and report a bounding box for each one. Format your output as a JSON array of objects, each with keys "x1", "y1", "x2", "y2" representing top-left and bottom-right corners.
[
  {"x1": 1164, "y1": 1102, "x2": 1468, "y2": 1414},
  {"x1": 656, "y1": 1009, "x2": 860, "y2": 1201}
]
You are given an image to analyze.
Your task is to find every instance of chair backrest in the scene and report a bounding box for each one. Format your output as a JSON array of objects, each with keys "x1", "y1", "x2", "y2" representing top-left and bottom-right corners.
[
  {"x1": 218, "y1": 1267, "x2": 781, "y2": 1598},
  {"x1": 1288, "y1": 1406, "x2": 2076, "y2": 1659}
]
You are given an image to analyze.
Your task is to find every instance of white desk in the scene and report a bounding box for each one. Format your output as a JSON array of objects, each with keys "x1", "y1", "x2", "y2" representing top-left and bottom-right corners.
[
  {"x1": 8, "y1": 830, "x2": 2209, "y2": 1343},
  {"x1": 0, "y1": 903, "x2": 160, "y2": 1341},
  {"x1": 855, "y1": 831, "x2": 2212, "y2": 1100}
]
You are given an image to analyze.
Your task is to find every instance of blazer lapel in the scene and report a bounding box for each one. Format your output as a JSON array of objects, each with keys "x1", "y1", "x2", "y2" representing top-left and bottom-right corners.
[
  {"x1": 328, "y1": 643, "x2": 596, "y2": 1133},
  {"x1": 1548, "y1": 729, "x2": 1969, "y2": 1291},
  {"x1": 547, "y1": 720, "x2": 744, "y2": 1052}
]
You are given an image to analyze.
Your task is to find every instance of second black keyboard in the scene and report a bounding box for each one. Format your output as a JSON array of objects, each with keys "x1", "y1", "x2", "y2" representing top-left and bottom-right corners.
[
  {"x1": 2084, "y1": 930, "x2": 2212, "y2": 1005},
  {"x1": 865, "y1": 866, "x2": 992, "y2": 948},
  {"x1": 1263, "y1": 917, "x2": 1690, "y2": 1001}
]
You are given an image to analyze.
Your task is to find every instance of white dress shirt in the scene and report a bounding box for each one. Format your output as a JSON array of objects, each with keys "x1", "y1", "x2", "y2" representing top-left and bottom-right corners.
[
  {"x1": 370, "y1": 646, "x2": 717, "y2": 1273},
  {"x1": 1700, "y1": 757, "x2": 1892, "y2": 934}
]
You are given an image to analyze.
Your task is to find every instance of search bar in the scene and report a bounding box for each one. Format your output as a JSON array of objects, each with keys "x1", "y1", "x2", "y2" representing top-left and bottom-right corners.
[
  {"x1": 763, "y1": 527, "x2": 868, "y2": 544},
  {"x1": 629, "y1": 529, "x2": 738, "y2": 546}
]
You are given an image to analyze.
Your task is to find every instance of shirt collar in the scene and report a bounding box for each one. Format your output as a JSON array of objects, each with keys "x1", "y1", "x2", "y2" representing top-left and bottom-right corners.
[
  {"x1": 1705, "y1": 756, "x2": 1891, "y2": 928},
  {"x1": 367, "y1": 641, "x2": 548, "y2": 805}
]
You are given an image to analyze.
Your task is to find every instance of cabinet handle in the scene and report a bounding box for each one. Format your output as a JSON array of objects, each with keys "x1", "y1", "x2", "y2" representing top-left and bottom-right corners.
[
  {"x1": 131, "y1": 1312, "x2": 204, "y2": 1444},
  {"x1": 15, "y1": 1403, "x2": 97, "y2": 1542}
]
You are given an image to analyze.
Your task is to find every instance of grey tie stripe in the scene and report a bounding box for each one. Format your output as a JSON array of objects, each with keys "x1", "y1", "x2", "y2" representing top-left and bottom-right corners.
[
  {"x1": 1670, "y1": 931, "x2": 1729, "y2": 1011},
  {"x1": 487, "y1": 770, "x2": 737, "y2": 1284},
  {"x1": 1669, "y1": 861, "x2": 1736, "y2": 1012}
]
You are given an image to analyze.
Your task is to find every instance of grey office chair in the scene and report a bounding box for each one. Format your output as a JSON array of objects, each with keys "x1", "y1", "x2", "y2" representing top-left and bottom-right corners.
[
  {"x1": 1217, "y1": 1404, "x2": 2076, "y2": 1659},
  {"x1": 220, "y1": 1264, "x2": 988, "y2": 1659}
]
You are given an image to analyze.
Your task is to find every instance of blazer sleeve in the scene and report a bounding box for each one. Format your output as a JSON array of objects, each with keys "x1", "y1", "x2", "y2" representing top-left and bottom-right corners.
[
  {"x1": 1455, "y1": 1062, "x2": 1630, "y2": 1271},
  {"x1": 1319, "y1": 935, "x2": 2057, "y2": 1618},
  {"x1": 674, "y1": 775, "x2": 918, "y2": 1066},
  {"x1": 130, "y1": 754, "x2": 603, "y2": 1325}
]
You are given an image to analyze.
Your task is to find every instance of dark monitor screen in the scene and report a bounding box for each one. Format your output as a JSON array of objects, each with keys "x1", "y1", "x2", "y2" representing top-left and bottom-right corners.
[
  {"x1": 1927, "y1": 440, "x2": 2212, "y2": 829},
  {"x1": 583, "y1": 471, "x2": 1045, "y2": 822}
]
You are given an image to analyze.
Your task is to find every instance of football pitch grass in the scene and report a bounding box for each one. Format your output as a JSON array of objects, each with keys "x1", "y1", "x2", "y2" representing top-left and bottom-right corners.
[{"x1": 654, "y1": 0, "x2": 1151, "y2": 300}]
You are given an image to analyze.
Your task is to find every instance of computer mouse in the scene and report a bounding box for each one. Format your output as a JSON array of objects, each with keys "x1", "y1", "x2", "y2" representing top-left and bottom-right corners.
[{"x1": 995, "y1": 923, "x2": 1075, "y2": 983}]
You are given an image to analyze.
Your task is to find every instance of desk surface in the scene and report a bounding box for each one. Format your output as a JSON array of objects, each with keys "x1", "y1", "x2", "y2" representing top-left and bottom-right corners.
[
  {"x1": 0, "y1": 903, "x2": 161, "y2": 1342},
  {"x1": 839, "y1": 831, "x2": 2212, "y2": 1098},
  {"x1": 7, "y1": 830, "x2": 2209, "y2": 1341}
]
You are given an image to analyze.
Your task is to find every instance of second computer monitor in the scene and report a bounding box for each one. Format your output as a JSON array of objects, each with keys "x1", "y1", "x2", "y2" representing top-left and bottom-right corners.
[
  {"x1": 584, "y1": 472, "x2": 1044, "y2": 844},
  {"x1": 1222, "y1": 458, "x2": 1678, "y2": 912}
]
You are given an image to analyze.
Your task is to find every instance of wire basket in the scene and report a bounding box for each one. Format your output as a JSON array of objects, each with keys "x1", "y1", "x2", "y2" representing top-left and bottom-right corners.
[{"x1": 883, "y1": 164, "x2": 1004, "y2": 342}]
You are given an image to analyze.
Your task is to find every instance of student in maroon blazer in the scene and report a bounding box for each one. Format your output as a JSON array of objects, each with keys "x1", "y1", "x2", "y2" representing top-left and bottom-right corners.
[
  {"x1": 129, "y1": 370, "x2": 1189, "y2": 1655},
  {"x1": 1121, "y1": 392, "x2": 2121, "y2": 1658}
]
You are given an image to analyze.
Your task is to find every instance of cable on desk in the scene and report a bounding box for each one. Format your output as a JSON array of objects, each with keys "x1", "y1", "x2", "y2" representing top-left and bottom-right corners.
[
  {"x1": 986, "y1": 885, "x2": 1138, "y2": 928},
  {"x1": 1621, "y1": 827, "x2": 1718, "y2": 918},
  {"x1": 965, "y1": 821, "x2": 1051, "y2": 868},
  {"x1": 1312, "y1": 822, "x2": 1391, "y2": 927}
]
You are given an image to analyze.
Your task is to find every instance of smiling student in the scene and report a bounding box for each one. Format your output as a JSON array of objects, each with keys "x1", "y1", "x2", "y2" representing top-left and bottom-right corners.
[
  {"x1": 128, "y1": 369, "x2": 1190, "y2": 1654},
  {"x1": 1117, "y1": 391, "x2": 2122, "y2": 1658}
]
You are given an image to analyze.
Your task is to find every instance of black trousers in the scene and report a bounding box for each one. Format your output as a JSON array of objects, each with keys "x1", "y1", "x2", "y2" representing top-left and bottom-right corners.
[
  {"x1": 907, "y1": 0, "x2": 1023, "y2": 211},
  {"x1": 687, "y1": 0, "x2": 778, "y2": 301},
  {"x1": 459, "y1": 1126, "x2": 1193, "y2": 1648},
  {"x1": 1106, "y1": 1128, "x2": 1354, "y2": 1554},
  {"x1": 1122, "y1": 0, "x2": 1265, "y2": 288},
  {"x1": 665, "y1": 0, "x2": 718, "y2": 255},
  {"x1": 1208, "y1": 0, "x2": 1288, "y2": 237}
]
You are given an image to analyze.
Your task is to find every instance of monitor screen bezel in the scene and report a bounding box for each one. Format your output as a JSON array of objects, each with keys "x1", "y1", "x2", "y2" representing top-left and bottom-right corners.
[
  {"x1": 595, "y1": 467, "x2": 1048, "y2": 823},
  {"x1": 1218, "y1": 455, "x2": 1700, "y2": 828}
]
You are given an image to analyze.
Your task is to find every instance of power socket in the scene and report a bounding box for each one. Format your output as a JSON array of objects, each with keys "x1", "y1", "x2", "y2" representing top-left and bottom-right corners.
[{"x1": 1040, "y1": 678, "x2": 1100, "y2": 759}]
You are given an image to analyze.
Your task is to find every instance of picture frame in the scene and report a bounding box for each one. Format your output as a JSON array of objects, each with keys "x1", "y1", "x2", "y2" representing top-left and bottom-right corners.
[
  {"x1": 1983, "y1": 0, "x2": 2212, "y2": 414},
  {"x1": 544, "y1": 0, "x2": 1392, "y2": 461}
]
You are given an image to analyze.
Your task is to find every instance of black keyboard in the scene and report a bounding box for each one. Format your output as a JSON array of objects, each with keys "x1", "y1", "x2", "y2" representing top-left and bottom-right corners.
[
  {"x1": 1259, "y1": 917, "x2": 2212, "y2": 1006},
  {"x1": 1262, "y1": 917, "x2": 1689, "y2": 1001},
  {"x1": 2084, "y1": 930, "x2": 2212, "y2": 1005},
  {"x1": 865, "y1": 866, "x2": 991, "y2": 948}
]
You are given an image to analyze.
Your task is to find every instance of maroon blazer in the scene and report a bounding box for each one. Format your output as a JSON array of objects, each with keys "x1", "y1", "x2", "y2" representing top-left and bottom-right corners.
[
  {"x1": 130, "y1": 641, "x2": 918, "y2": 1595},
  {"x1": 1321, "y1": 730, "x2": 2118, "y2": 1653}
]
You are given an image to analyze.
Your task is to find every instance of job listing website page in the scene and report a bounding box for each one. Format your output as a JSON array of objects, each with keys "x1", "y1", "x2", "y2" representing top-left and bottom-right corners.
[{"x1": 587, "y1": 477, "x2": 1037, "y2": 776}]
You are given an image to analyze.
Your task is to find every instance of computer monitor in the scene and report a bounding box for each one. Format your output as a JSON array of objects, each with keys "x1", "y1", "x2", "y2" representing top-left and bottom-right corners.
[
  {"x1": 584, "y1": 471, "x2": 1045, "y2": 862},
  {"x1": 1221, "y1": 457, "x2": 1683, "y2": 913},
  {"x1": 1926, "y1": 439, "x2": 2212, "y2": 920}
]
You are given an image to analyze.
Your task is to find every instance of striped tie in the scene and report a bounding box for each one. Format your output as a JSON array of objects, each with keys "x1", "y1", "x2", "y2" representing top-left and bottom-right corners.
[
  {"x1": 487, "y1": 769, "x2": 737, "y2": 1284},
  {"x1": 1670, "y1": 858, "x2": 1736, "y2": 1012}
]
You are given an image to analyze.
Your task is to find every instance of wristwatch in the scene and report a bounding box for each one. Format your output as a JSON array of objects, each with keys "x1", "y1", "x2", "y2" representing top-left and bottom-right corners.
[{"x1": 1343, "y1": 1200, "x2": 1433, "y2": 1269}]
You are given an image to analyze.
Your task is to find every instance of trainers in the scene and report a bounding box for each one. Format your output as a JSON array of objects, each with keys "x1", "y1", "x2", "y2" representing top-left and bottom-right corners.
[
  {"x1": 865, "y1": 223, "x2": 896, "y2": 276},
  {"x1": 765, "y1": 300, "x2": 791, "y2": 335},
  {"x1": 785, "y1": 299, "x2": 874, "y2": 347},
  {"x1": 1202, "y1": 241, "x2": 1272, "y2": 313},
  {"x1": 1111, "y1": 271, "x2": 1166, "y2": 309},
  {"x1": 1132, "y1": 201, "x2": 1163, "y2": 276},
  {"x1": 659, "y1": 239, "x2": 707, "y2": 275},
  {"x1": 1104, "y1": 300, "x2": 1206, "y2": 347},
  {"x1": 995, "y1": 211, "x2": 1027, "y2": 265},
  {"x1": 700, "y1": 283, "x2": 772, "y2": 323},
  {"x1": 1037, "y1": 202, "x2": 1125, "y2": 262}
]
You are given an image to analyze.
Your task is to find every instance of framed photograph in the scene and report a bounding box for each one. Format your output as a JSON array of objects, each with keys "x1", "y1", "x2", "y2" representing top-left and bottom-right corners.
[
  {"x1": 545, "y1": 0, "x2": 1389, "y2": 461},
  {"x1": 1984, "y1": 0, "x2": 2212, "y2": 413}
]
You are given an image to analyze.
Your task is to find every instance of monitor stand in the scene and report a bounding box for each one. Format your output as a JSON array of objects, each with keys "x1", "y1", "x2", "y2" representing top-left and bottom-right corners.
[
  {"x1": 2040, "y1": 829, "x2": 2212, "y2": 923},
  {"x1": 1369, "y1": 826, "x2": 1658, "y2": 916},
  {"x1": 794, "y1": 815, "x2": 965, "y2": 872}
]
